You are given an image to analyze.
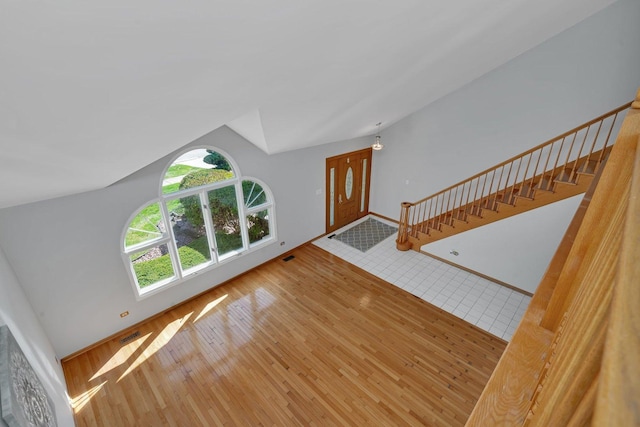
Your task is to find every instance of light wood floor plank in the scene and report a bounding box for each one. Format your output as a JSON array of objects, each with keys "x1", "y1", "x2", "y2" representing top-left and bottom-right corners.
[{"x1": 63, "y1": 244, "x2": 505, "y2": 426}]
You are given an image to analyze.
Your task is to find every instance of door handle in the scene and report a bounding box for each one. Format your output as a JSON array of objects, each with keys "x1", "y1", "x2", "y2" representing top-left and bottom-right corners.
[{"x1": 338, "y1": 194, "x2": 343, "y2": 204}]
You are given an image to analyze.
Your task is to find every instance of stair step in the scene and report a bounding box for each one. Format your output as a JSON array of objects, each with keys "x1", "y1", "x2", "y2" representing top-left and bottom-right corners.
[
  {"x1": 440, "y1": 221, "x2": 455, "y2": 231},
  {"x1": 575, "y1": 159, "x2": 598, "y2": 176},
  {"x1": 480, "y1": 197, "x2": 500, "y2": 211},
  {"x1": 515, "y1": 183, "x2": 537, "y2": 200},
  {"x1": 554, "y1": 168, "x2": 578, "y2": 185},
  {"x1": 477, "y1": 207, "x2": 500, "y2": 219},
  {"x1": 535, "y1": 177, "x2": 555, "y2": 192},
  {"x1": 466, "y1": 205, "x2": 483, "y2": 217},
  {"x1": 451, "y1": 210, "x2": 468, "y2": 222},
  {"x1": 496, "y1": 189, "x2": 518, "y2": 206},
  {"x1": 416, "y1": 230, "x2": 431, "y2": 240}
]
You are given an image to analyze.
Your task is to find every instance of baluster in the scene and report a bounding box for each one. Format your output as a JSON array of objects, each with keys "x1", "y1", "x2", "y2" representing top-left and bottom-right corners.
[
  {"x1": 503, "y1": 161, "x2": 515, "y2": 204},
  {"x1": 496, "y1": 165, "x2": 506, "y2": 203},
  {"x1": 444, "y1": 189, "x2": 453, "y2": 225},
  {"x1": 457, "y1": 182, "x2": 467, "y2": 219},
  {"x1": 454, "y1": 185, "x2": 461, "y2": 220},
  {"x1": 585, "y1": 119, "x2": 604, "y2": 168},
  {"x1": 422, "y1": 199, "x2": 429, "y2": 232},
  {"x1": 521, "y1": 153, "x2": 534, "y2": 198},
  {"x1": 478, "y1": 173, "x2": 488, "y2": 209},
  {"x1": 464, "y1": 179, "x2": 473, "y2": 215},
  {"x1": 485, "y1": 169, "x2": 497, "y2": 211},
  {"x1": 437, "y1": 193, "x2": 443, "y2": 227},
  {"x1": 416, "y1": 200, "x2": 425, "y2": 234},
  {"x1": 569, "y1": 125, "x2": 591, "y2": 181},
  {"x1": 540, "y1": 142, "x2": 555, "y2": 191},
  {"x1": 409, "y1": 202, "x2": 417, "y2": 237},
  {"x1": 509, "y1": 157, "x2": 523, "y2": 201},
  {"x1": 528, "y1": 148, "x2": 543, "y2": 194},
  {"x1": 597, "y1": 112, "x2": 620, "y2": 167},
  {"x1": 561, "y1": 132, "x2": 578, "y2": 182}
]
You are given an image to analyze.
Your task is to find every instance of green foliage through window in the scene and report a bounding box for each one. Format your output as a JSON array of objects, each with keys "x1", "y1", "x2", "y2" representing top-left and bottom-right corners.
[{"x1": 124, "y1": 148, "x2": 274, "y2": 294}]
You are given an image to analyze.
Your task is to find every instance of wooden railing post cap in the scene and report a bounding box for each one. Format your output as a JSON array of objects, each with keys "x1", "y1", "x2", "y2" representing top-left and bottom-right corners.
[
  {"x1": 632, "y1": 88, "x2": 640, "y2": 109},
  {"x1": 401, "y1": 202, "x2": 412, "y2": 207}
]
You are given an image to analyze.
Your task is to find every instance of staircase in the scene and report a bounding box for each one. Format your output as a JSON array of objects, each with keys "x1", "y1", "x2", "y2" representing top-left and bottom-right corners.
[
  {"x1": 465, "y1": 90, "x2": 640, "y2": 427},
  {"x1": 396, "y1": 103, "x2": 631, "y2": 251}
]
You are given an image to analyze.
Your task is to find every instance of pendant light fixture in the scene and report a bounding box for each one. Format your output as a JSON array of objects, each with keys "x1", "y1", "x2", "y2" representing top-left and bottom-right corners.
[{"x1": 372, "y1": 122, "x2": 384, "y2": 151}]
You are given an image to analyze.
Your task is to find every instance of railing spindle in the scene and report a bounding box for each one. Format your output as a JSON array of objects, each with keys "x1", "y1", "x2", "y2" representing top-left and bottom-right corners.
[
  {"x1": 521, "y1": 153, "x2": 534, "y2": 198},
  {"x1": 452, "y1": 185, "x2": 460, "y2": 220},
  {"x1": 562, "y1": 132, "x2": 578, "y2": 181},
  {"x1": 510, "y1": 157, "x2": 524, "y2": 200},
  {"x1": 445, "y1": 189, "x2": 453, "y2": 225},
  {"x1": 569, "y1": 126, "x2": 591, "y2": 181},
  {"x1": 597, "y1": 112, "x2": 620, "y2": 166},
  {"x1": 540, "y1": 142, "x2": 555, "y2": 191},
  {"x1": 586, "y1": 120, "x2": 604, "y2": 161},
  {"x1": 396, "y1": 103, "x2": 632, "y2": 251}
]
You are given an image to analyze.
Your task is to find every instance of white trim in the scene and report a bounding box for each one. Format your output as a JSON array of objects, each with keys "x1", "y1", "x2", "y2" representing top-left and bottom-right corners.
[
  {"x1": 158, "y1": 146, "x2": 242, "y2": 197},
  {"x1": 122, "y1": 148, "x2": 276, "y2": 300}
]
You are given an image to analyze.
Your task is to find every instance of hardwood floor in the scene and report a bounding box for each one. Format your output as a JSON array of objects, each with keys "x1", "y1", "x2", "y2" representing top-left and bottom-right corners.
[{"x1": 62, "y1": 244, "x2": 506, "y2": 426}]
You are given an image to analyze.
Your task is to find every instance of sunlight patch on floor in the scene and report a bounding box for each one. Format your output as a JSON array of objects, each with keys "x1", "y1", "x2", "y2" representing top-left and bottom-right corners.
[
  {"x1": 117, "y1": 312, "x2": 192, "y2": 382},
  {"x1": 71, "y1": 381, "x2": 107, "y2": 413}
]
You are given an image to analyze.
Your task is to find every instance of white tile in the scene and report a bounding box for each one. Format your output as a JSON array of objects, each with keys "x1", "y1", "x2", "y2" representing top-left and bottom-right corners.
[{"x1": 311, "y1": 215, "x2": 532, "y2": 342}]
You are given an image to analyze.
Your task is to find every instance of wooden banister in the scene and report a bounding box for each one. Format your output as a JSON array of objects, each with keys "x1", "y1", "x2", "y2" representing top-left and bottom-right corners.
[
  {"x1": 593, "y1": 95, "x2": 640, "y2": 426},
  {"x1": 466, "y1": 90, "x2": 640, "y2": 426},
  {"x1": 408, "y1": 103, "x2": 629, "y2": 207},
  {"x1": 397, "y1": 102, "x2": 631, "y2": 251}
]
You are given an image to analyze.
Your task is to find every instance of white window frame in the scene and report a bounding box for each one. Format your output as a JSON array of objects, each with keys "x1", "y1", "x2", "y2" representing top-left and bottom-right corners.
[{"x1": 122, "y1": 147, "x2": 277, "y2": 299}]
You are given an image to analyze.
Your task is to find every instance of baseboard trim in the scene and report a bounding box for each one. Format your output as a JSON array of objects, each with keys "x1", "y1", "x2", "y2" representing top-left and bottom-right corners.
[
  {"x1": 64, "y1": 213, "x2": 529, "y2": 361},
  {"x1": 61, "y1": 246, "x2": 302, "y2": 362},
  {"x1": 418, "y1": 249, "x2": 533, "y2": 297},
  {"x1": 369, "y1": 212, "x2": 399, "y2": 224}
]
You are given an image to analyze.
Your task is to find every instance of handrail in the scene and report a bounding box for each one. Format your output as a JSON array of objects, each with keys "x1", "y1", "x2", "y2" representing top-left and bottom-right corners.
[
  {"x1": 396, "y1": 102, "x2": 632, "y2": 250},
  {"x1": 465, "y1": 90, "x2": 640, "y2": 426},
  {"x1": 593, "y1": 105, "x2": 640, "y2": 425}
]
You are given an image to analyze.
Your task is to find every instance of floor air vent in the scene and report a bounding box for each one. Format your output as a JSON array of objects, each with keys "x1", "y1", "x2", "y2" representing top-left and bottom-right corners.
[
  {"x1": 119, "y1": 331, "x2": 140, "y2": 345},
  {"x1": 283, "y1": 255, "x2": 295, "y2": 262}
]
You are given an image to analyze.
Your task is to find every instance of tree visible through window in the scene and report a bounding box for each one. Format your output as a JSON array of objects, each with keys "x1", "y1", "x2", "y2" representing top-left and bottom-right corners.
[{"x1": 123, "y1": 148, "x2": 275, "y2": 297}]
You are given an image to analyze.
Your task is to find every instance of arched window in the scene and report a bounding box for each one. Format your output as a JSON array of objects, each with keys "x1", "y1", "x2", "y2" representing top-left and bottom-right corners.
[{"x1": 122, "y1": 148, "x2": 276, "y2": 298}]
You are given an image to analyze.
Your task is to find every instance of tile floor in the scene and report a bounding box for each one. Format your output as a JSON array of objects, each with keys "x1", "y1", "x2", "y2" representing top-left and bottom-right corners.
[{"x1": 313, "y1": 215, "x2": 531, "y2": 341}]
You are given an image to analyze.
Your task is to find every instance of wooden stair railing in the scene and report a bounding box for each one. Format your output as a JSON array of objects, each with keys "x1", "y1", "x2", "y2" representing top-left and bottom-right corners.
[
  {"x1": 396, "y1": 103, "x2": 631, "y2": 251},
  {"x1": 465, "y1": 89, "x2": 640, "y2": 426}
]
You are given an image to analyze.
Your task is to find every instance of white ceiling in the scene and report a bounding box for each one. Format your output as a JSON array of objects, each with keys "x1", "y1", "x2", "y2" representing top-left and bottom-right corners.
[{"x1": 0, "y1": 0, "x2": 616, "y2": 209}]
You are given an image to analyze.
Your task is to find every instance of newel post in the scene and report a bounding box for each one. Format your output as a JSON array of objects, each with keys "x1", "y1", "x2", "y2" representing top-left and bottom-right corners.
[
  {"x1": 396, "y1": 202, "x2": 413, "y2": 251},
  {"x1": 632, "y1": 87, "x2": 640, "y2": 109}
]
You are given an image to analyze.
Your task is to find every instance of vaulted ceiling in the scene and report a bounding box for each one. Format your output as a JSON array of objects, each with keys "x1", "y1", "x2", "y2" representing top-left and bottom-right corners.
[{"x1": 0, "y1": 0, "x2": 616, "y2": 208}]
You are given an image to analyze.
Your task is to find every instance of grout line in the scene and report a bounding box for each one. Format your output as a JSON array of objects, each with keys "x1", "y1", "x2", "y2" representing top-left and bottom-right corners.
[{"x1": 312, "y1": 215, "x2": 531, "y2": 341}]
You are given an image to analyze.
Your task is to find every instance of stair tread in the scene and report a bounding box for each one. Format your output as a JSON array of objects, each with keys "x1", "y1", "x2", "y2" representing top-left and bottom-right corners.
[
  {"x1": 575, "y1": 159, "x2": 598, "y2": 175},
  {"x1": 407, "y1": 144, "x2": 612, "y2": 250}
]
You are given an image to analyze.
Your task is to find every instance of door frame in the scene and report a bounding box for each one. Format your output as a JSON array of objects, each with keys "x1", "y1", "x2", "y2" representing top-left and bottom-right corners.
[{"x1": 325, "y1": 147, "x2": 373, "y2": 234}]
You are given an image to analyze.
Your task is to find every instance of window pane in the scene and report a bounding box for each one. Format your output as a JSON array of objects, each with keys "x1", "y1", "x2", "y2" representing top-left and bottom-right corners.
[
  {"x1": 172, "y1": 195, "x2": 212, "y2": 271},
  {"x1": 130, "y1": 244, "x2": 174, "y2": 288},
  {"x1": 242, "y1": 180, "x2": 266, "y2": 208},
  {"x1": 330, "y1": 167, "x2": 335, "y2": 226},
  {"x1": 208, "y1": 186, "x2": 243, "y2": 257},
  {"x1": 360, "y1": 158, "x2": 367, "y2": 212},
  {"x1": 163, "y1": 149, "x2": 235, "y2": 195},
  {"x1": 125, "y1": 202, "x2": 164, "y2": 249},
  {"x1": 247, "y1": 209, "x2": 270, "y2": 244}
]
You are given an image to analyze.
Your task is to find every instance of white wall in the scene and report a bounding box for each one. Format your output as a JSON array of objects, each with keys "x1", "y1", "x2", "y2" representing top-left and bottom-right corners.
[
  {"x1": 0, "y1": 0, "x2": 638, "y2": 359},
  {"x1": 370, "y1": 0, "x2": 640, "y2": 292},
  {"x1": 0, "y1": 245, "x2": 75, "y2": 426},
  {"x1": 423, "y1": 195, "x2": 582, "y2": 294},
  {"x1": 0, "y1": 127, "x2": 366, "y2": 357}
]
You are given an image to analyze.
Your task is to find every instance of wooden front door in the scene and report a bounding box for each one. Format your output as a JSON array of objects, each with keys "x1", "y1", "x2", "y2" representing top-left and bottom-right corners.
[{"x1": 326, "y1": 148, "x2": 372, "y2": 233}]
